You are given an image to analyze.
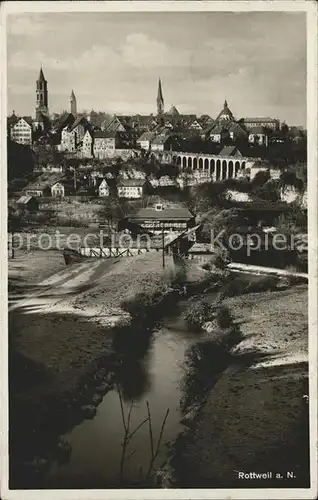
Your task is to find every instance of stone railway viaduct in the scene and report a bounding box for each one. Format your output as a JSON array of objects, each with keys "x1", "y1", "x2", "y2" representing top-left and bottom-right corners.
[{"x1": 151, "y1": 151, "x2": 248, "y2": 181}]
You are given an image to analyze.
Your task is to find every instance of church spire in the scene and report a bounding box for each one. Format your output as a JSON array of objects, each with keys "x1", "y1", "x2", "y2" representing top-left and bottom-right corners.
[
  {"x1": 36, "y1": 66, "x2": 48, "y2": 121},
  {"x1": 157, "y1": 78, "x2": 164, "y2": 116},
  {"x1": 38, "y1": 66, "x2": 46, "y2": 83},
  {"x1": 70, "y1": 89, "x2": 77, "y2": 116}
]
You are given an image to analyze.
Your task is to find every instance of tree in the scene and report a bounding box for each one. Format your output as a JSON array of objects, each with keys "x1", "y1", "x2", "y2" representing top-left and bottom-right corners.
[{"x1": 251, "y1": 169, "x2": 271, "y2": 187}]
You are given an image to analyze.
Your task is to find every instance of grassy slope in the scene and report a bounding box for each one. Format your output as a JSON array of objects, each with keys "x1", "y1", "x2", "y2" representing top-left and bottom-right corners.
[
  {"x1": 9, "y1": 250, "x2": 176, "y2": 395},
  {"x1": 178, "y1": 285, "x2": 309, "y2": 488}
]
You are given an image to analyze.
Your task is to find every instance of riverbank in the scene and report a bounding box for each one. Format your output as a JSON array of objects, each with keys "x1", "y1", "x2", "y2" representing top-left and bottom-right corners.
[
  {"x1": 163, "y1": 284, "x2": 309, "y2": 488},
  {"x1": 9, "y1": 250, "x2": 309, "y2": 488},
  {"x1": 8, "y1": 249, "x2": 210, "y2": 487}
]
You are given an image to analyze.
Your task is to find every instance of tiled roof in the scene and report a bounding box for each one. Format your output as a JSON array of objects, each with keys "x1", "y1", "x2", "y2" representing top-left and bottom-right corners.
[
  {"x1": 215, "y1": 100, "x2": 235, "y2": 122},
  {"x1": 227, "y1": 122, "x2": 248, "y2": 135},
  {"x1": 24, "y1": 174, "x2": 66, "y2": 191},
  {"x1": 209, "y1": 124, "x2": 225, "y2": 134},
  {"x1": 166, "y1": 105, "x2": 180, "y2": 116},
  {"x1": 137, "y1": 131, "x2": 156, "y2": 142},
  {"x1": 7, "y1": 114, "x2": 19, "y2": 128},
  {"x1": 219, "y1": 145, "x2": 243, "y2": 157},
  {"x1": 243, "y1": 117, "x2": 277, "y2": 122},
  {"x1": 54, "y1": 113, "x2": 75, "y2": 131},
  {"x1": 17, "y1": 116, "x2": 33, "y2": 127},
  {"x1": 16, "y1": 195, "x2": 34, "y2": 205},
  {"x1": 131, "y1": 206, "x2": 194, "y2": 220},
  {"x1": 70, "y1": 116, "x2": 88, "y2": 131},
  {"x1": 94, "y1": 131, "x2": 117, "y2": 139},
  {"x1": 152, "y1": 134, "x2": 174, "y2": 145},
  {"x1": 118, "y1": 179, "x2": 147, "y2": 187}
]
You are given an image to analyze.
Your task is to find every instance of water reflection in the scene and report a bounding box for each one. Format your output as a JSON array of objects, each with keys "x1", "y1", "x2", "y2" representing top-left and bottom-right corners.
[{"x1": 111, "y1": 324, "x2": 153, "y2": 401}]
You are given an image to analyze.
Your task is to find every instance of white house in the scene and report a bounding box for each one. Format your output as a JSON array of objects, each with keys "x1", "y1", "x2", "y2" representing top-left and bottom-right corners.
[
  {"x1": 10, "y1": 117, "x2": 33, "y2": 145},
  {"x1": 117, "y1": 179, "x2": 149, "y2": 199},
  {"x1": 136, "y1": 131, "x2": 156, "y2": 150},
  {"x1": 98, "y1": 179, "x2": 110, "y2": 197}
]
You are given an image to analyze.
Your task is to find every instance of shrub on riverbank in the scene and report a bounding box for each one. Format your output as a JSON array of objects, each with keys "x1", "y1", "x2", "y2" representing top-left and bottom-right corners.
[
  {"x1": 120, "y1": 285, "x2": 177, "y2": 321},
  {"x1": 219, "y1": 274, "x2": 279, "y2": 299},
  {"x1": 184, "y1": 300, "x2": 216, "y2": 331}
]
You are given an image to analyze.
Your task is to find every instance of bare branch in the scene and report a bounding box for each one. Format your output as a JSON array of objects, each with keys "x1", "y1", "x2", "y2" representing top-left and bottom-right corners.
[
  {"x1": 146, "y1": 401, "x2": 154, "y2": 461},
  {"x1": 126, "y1": 417, "x2": 149, "y2": 443}
]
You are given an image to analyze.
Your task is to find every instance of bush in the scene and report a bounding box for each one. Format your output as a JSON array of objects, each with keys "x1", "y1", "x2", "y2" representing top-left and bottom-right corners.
[
  {"x1": 216, "y1": 306, "x2": 233, "y2": 329},
  {"x1": 184, "y1": 300, "x2": 216, "y2": 331},
  {"x1": 120, "y1": 286, "x2": 175, "y2": 320},
  {"x1": 220, "y1": 274, "x2": 279, "y2": 299}
]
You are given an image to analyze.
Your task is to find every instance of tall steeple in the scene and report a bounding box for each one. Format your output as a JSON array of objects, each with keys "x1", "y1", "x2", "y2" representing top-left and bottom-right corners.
[
  {"x1": 215, "y1": 98, "x2": 234, "y2": 122},
  {"x1": 157, "y1": 78, "x2": 164, "y2": 116},
  {"x1": 35, "y1": 66, "x2": 48, "y2": 120},
  {"x1": 70, "y1": 89, "x2": 77, "y2": 116}
]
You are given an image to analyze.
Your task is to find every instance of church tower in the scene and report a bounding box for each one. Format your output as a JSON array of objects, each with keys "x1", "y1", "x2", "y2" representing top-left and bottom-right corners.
[
  {"x1": 35, "y1": 67, "x2": 48, "y2": 120},
  {"x1": 70, "y1": 89, "x2": 77, "y2": 116},
  {"x1": 157, "y1": 78, "x2": 164, "y2": 116}
]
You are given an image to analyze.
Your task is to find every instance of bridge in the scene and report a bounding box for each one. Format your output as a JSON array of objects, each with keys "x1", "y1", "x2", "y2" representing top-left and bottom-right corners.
[{"x1": 150, "y1": 150, "x2": 248, "y2": 181}]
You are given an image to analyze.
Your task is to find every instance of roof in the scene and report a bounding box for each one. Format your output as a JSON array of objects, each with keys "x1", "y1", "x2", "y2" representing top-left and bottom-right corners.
[
  {"x1": 219, "y1": 145, "x2": 243, "y2": 157},
  {"x1": 166, "y1": 105, "x2": 180, "y2": 116},
  {"x1": 188, "y1": 243, "x2": 211, "y2": 253},
  {"x1": 70, "y1": 116, "x2": 88, "y2": 131},
  {"x1": 137, "y1": 131, "x2": 156, "y2": 142},
  {"x1": 16, "y1": 195, "x2": 36, "y2": 205},
  {"x1": 7, "y1": 113, "x2": 19, "y2": 128},
  {"x1": 131, "y1": 206, "x2": 194, "y2": 220},
  {"x1": 70, "y1": 89, "x2": 76, "y2": 99},
  {"x1": 227, "y1": 121, "x2": 248, "y2": 135},
  {"x1": 243, "y1": 117, "x2": 278, "y2": 123},
  {"x1": 54, "y1": 113, "x2": 75, "y2": 131},
  {"x1": 97, "y1": 178, "x2": 110, "y2": 188},
  {"x1": 94, "y1": 130, "x2": 117, "y2": 139},
  {"x1": 157, "y1": 78, "x2": 164, "y2": 105},
  {"x1": 13, "y1": 116, "x2": 33, "y2": 127},
  {"x1": 209, "y1": 124, "x2": 226, "y2": 134},
  {"x1": 118, "y1": 179, "x2": 147, "y2": 187},
  {"x1": 24, "y1": 174, "x2": 66, "y2": 191},
  {"x1": 152, "y1": 134, "x2": 174, "y2": 145},
  {"x1": 51, "y1": 178, "x2": 74, "y2": 188},
  {"x1": 37, "y1": 67, "x2": 46, "y2": 82},
  {"x1": 215, "y1": 100, "x2": 235, "y2": 122}
]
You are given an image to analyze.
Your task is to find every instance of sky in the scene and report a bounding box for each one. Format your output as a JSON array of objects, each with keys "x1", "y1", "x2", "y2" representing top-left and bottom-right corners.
[{"x1": 7, "y1": 11, "x2": 306, "y2": 125}]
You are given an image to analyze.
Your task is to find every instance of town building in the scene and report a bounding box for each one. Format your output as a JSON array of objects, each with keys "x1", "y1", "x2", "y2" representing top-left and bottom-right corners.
[
  {"x1": 248, "y1": 126, "x2": 270, "y2": 146},
  {"x1": 10, "y1": 117, "x2": 33, "y2": 145},
  {"x1": 82, "y1": 130, "x2": 94, "y2": 158},
  {"x1": 59, "y1": 116, "x2": 89, "y2": 152},
  {"x1": 51, "y1": 179, "x2": 74, "y2": 198},
  {"x1": 101, "y1": 115, "x2": 129, "y2": 133},
  {"x1": 243, "y1": 117, "x2": 280, "y2": 131},
  {"x1": 215, "y1": 100, "x2": 235, "y2": 123},
  {"x1": 16, "y1": 195, "x2": 39, "y2": 212},
  {"x1": 23, "y1": 180, "x2": 51, "y2": 198},
  {"x1": 137, "y1": 131, "x2": 156, "y2": 150},
  {"x1": 93, "y1": 131, "x2": 118, "y2": 159},
  {"x1": 151, "y1": 133, "x2": 181, "y2": 152},
  {"x1": 126, "y1": 204, "x2": 195, "y2": 235},
  {"x1": 98, "y1": 179, "x2": 110, "y2": 197},
  {"x1": 117, "y1": 178, "x2": 150, "y2": 199}
]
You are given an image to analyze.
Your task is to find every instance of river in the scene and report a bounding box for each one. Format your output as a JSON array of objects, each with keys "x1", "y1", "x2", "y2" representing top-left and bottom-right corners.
[{"x1": 48, "y1": 314, "x2": 199, "y2": 488}]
